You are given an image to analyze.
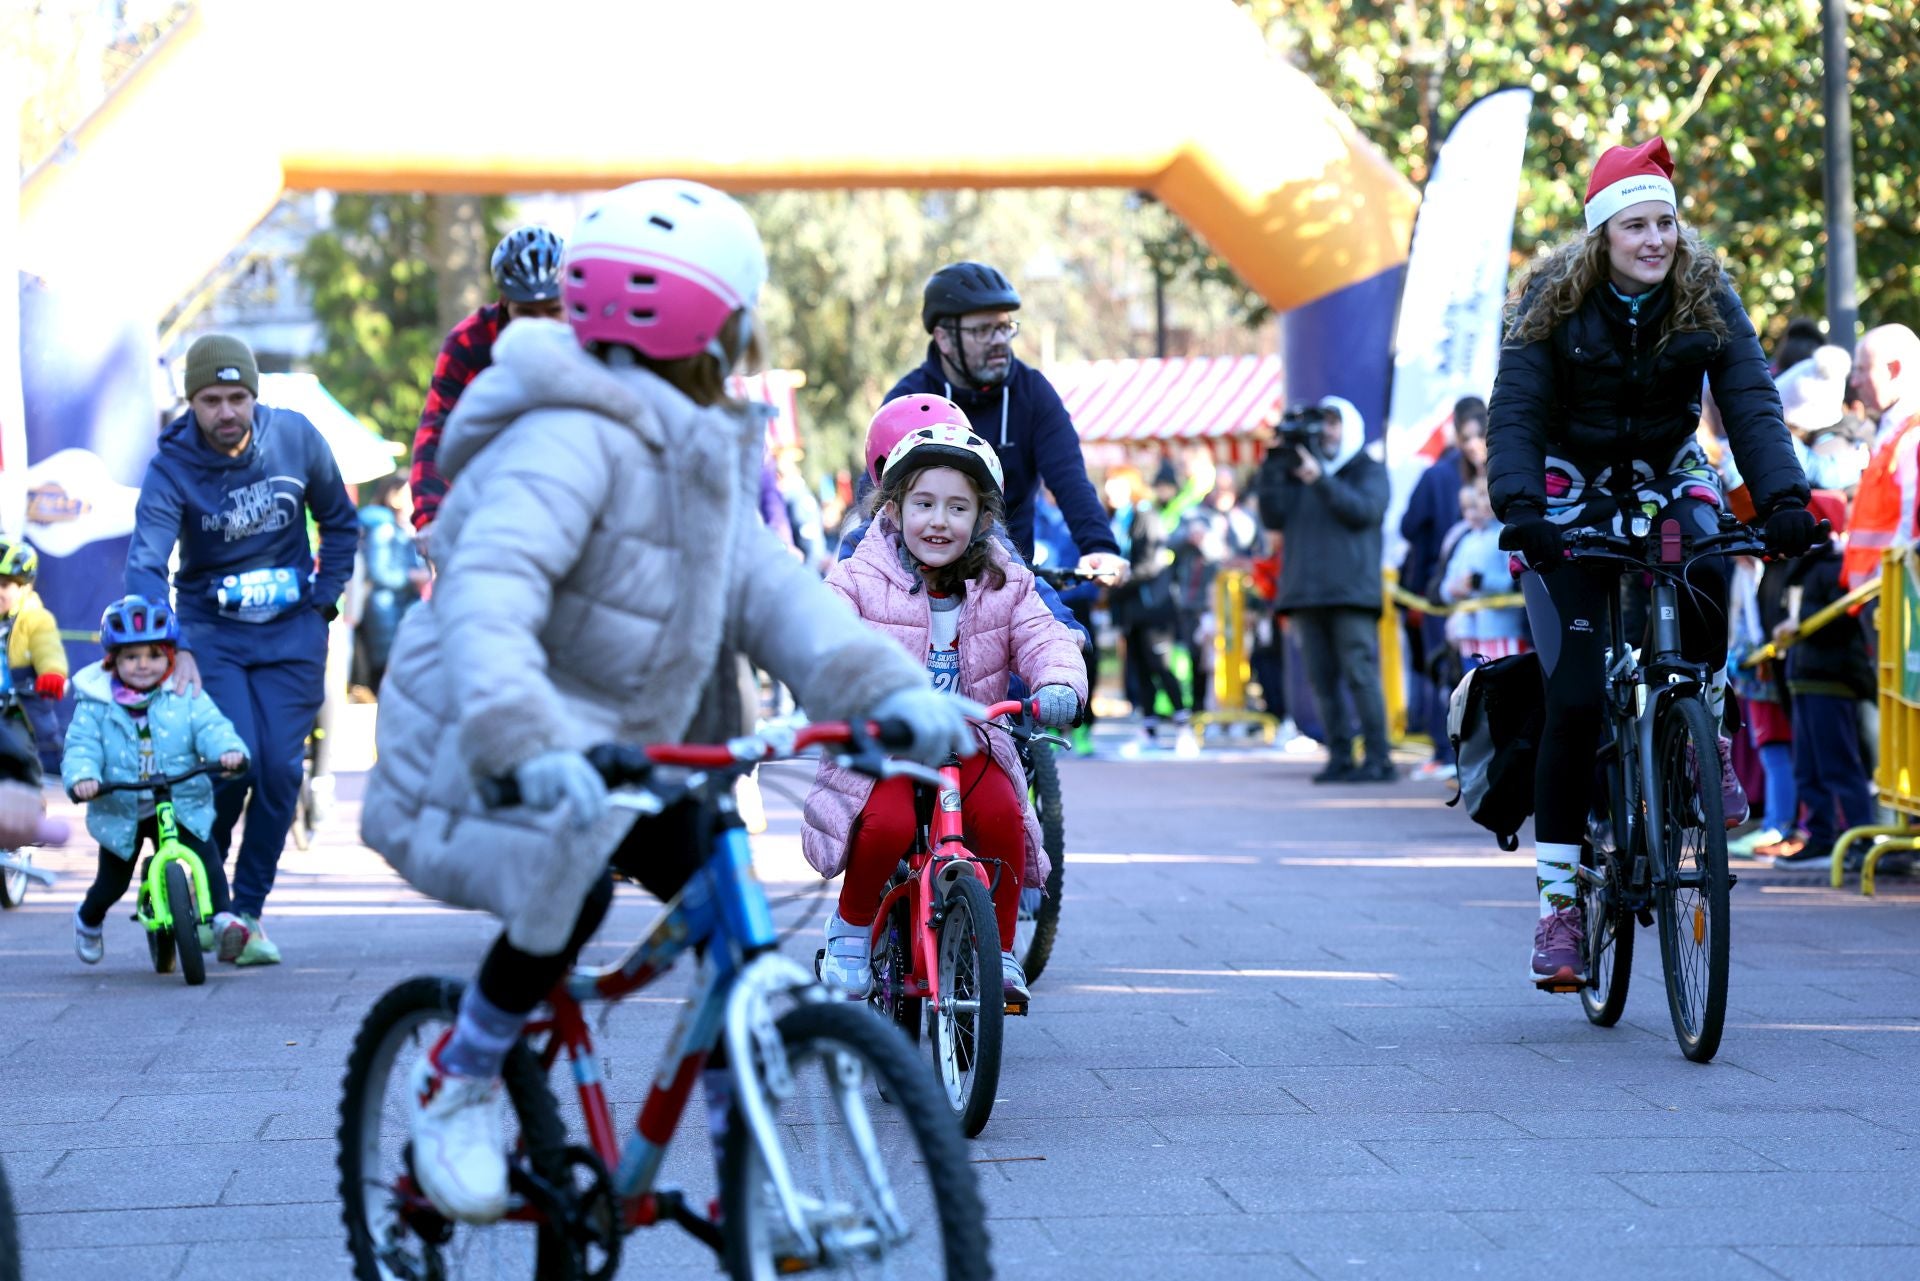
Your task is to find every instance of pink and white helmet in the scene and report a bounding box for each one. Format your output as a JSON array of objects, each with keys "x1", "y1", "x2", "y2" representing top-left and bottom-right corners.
[
  {"x1": 561, "y1": 179, "x2": 767, "y2": 366},
  {"x1": 880, "y1": 422, "x2": 1005, "y2": 500},
  {"x1": 865, "y1": 394, "x2": 973, "y2": 485}
]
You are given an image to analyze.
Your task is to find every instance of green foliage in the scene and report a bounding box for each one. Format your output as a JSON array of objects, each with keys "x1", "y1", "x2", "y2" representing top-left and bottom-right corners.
[
  {"x1": 295, "y1": 194, "x2": 510, "y2": 446},
  {"x1": 1244, "y1": 0, "x2": 1920, "y2": 338}
]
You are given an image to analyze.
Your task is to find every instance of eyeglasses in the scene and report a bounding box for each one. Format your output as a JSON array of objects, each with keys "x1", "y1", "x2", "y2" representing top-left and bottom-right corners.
[{"x1": 954, "y1": 321, "x2": 1020, "y2": 343}]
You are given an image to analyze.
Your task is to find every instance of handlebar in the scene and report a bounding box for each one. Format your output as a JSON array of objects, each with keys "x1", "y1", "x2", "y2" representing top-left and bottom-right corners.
[
  {"x1": 1560, "y1": 519, "x2": 1829, "y2": 567},
  {"x1": 1030, "y1": 565, "x2": 1108, "y2": 590},
  {"x1": 83, "y1": 761, "x2": 242, "y2": 798}
]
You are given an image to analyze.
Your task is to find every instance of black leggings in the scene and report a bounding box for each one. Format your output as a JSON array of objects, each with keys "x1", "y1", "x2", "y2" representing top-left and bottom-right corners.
[
  {"x1": 1522, "y1": 497, "x2": 1729, "y2": 845},
  {"x1": 1124, "y1": 624, "x2": 1186, "y2": 715},
  {"x1": 78, "y1": 821, "x2": 228, "y2": 928},
  {"x1": 476, "y1": 799, "x2": 705, "y2": 1016}
]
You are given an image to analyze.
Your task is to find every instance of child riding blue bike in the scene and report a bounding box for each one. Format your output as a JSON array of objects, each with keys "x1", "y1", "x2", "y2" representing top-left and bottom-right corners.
[{"x1": 63, "y1": 596, "x2": 250, "y2": 966}]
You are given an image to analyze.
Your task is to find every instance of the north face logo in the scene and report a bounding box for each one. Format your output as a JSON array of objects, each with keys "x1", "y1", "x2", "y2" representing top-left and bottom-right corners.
[{"x1": 217, "y1": 366, "x2": 242, "y2": 381}]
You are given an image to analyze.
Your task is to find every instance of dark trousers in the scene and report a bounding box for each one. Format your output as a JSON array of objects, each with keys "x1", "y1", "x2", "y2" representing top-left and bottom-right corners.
[
  {"x1": 78, "y1": 820, "x2": 227, "y2": 928},
  {"x1": 477, "y1": 800, "x2": 704, "y2": 1015},
  {"x1": 1123, "y1": 624, "x2": 1186, "y2": 716},
  {"x1": 192, "y1": 609, "x2": 329, "y2": 919},
  {"x1": 1249, "y1": 612, "x2": 1287, "y2": 719},
  {"x1": 1289, "y1": 606, "x2": 1389, "y2": 766},
  {"x1": 1792, "y1": 693, "x2": 1875, "y2": 849}
]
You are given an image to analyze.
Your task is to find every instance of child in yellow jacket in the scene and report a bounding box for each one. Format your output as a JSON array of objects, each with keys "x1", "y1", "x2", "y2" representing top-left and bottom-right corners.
[{"x1": 0, "y1": 540, "x2": 70, "y2": 775}]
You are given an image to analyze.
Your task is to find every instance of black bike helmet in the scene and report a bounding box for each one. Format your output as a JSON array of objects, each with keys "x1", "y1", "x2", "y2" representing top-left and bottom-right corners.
[
  {"x1": 921, "y1": 262, "x2": 1021, "y2": 333},
  {"x1": 491, "y1": 225, "x2": 565, "y2": 303}
]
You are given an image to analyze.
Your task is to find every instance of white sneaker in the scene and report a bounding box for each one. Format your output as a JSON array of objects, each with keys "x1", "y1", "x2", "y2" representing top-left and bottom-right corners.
[
  {"x1": 819, "y1": 913, "x2": 873, "y2": 1000},
  {"x1": 307, "y1": 772, "x2": 336, "y2": 825},
  {"x1": 74, "y1": 909, "x2": 103, "y2": 965},
  {"x1": 407, "y1": 1044, "x2": 509, "y2": 1223},
  {"x1": 1001, "y1": 951, "x2": 1031, "y2": 1003}
]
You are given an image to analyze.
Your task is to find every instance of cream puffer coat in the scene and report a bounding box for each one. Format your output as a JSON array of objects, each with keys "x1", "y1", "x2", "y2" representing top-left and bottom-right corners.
[{"x1": 360, "y1": 321, "x2": 926, "y2": 953}]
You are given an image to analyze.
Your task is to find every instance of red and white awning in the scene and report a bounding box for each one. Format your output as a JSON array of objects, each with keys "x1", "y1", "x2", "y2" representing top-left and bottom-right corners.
[
  {"x1": 1047, "y1": 355, "x2": 1284, "y2": 442},
  {"x1": 730, "y1": 369, "x2": 803, "y2": 452}
]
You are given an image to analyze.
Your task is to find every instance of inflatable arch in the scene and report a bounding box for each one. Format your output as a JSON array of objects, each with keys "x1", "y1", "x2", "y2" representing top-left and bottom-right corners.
[{"x1": 20, "y1": 0, "x2": 1416, "y2": 427}]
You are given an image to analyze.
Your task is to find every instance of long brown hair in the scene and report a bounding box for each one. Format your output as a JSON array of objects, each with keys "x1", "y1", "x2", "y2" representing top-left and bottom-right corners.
[
  {"x1": 597, "y1": 309, "x2": 763, "y2": 408},
  {"x1": 1504, "y1": 223, "x2": 1731, "y2": 353},
  {"x1": 865, "y1": 463, "x2": 1008, "y2": 596}
]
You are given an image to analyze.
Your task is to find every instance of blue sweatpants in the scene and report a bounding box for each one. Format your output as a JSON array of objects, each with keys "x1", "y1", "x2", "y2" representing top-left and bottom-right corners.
[
  {"x1": 189, "y1": 608, "x2": 329, "y2": 919},
  {"x1": 1791, "y1": 692, "x2": 1874, "y2": 850}
]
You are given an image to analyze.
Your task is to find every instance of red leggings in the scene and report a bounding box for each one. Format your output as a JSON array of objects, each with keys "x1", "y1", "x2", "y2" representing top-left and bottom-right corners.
[{"x1": 837, "y1": 754, "x2": 1025, "y2": 950}]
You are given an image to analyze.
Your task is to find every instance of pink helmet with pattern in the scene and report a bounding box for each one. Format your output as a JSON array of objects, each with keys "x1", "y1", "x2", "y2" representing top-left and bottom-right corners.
[
  {"x1": 865, "y1": 394, "x2": 973, "y2": 485},
  {"x1": 561, "y1": 179, "x2": 767, "y2": 366}
]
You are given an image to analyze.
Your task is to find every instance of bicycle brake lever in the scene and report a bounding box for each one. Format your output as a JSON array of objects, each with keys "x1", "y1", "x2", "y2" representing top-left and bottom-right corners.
[{"x1": 878, "y1": 759, "x2": 946, "y2": 788}]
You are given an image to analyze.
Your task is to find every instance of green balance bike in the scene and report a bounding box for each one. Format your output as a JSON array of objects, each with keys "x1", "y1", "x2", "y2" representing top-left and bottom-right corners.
[{"x1": 86, "y1": 763, "x2": 238, "y2": 987}]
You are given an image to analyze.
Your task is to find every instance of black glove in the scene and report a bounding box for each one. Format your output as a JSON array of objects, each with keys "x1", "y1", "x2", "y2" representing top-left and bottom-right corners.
[
  {"x1": 1762, "y1": 504, "x2": 1823, "y2": 558},
  {"x1": 1497, "y1": 510, "x2": 1565, "y2": 574}
]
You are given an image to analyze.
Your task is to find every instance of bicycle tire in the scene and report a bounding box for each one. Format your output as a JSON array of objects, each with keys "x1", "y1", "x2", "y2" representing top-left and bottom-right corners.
[
  {"x1": 165, "y1": 861, "x2": 205, "y2": 987},
  {"x1": 1653, "y1": 697, "x2": 1730, "y2": 1063},
  {"x1": 0, "y1": 850, "x2": 29, "y2": 909},
  {"x1": 144, "y1": 878, "x2": 176, "y2": 975},
  {"x1": 870, "y1": 892, "x2": 921, "y2": 1046},
  {"x1": 338, "y1": 977, "x2": 574, "y2": 1281},
  {"x1": 1579, "y1": 843, "x2": 1634, "y2": 1026},
  {"x1": 1017, "y1": 741, "x2": 1066, "y2": 984},
  {"x1": 0, "y1": 1155, "x2": 20, "y2": 1281},
  {"x1": 720, "y1": 1001, "x2": 991, "y2": 1281},
  {"x1": 930, "y1": 876, "x2": 1003, "y2": 1137}
]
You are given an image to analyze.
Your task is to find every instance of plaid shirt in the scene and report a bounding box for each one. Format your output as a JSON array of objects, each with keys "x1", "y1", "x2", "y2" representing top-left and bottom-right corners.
[{"x1": 409, "y1": 303, "x2": 506, "y2": 530}]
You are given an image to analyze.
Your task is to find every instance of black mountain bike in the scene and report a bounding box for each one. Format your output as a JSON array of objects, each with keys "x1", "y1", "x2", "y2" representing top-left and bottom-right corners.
[{"x1": 1565, "y1": 516, "x2": 1819, "y2": 1063}]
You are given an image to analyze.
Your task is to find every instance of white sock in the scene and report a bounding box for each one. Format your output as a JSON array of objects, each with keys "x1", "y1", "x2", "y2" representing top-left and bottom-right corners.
[
  {"x1": 1706, "y1": 665, "x2": 1728, "y2": 724},
  {"x1": 1535, "y1": 841, "x2": 1580, "y2": 916}
]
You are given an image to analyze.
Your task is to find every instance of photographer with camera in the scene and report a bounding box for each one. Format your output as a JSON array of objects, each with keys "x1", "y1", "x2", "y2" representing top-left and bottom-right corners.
[{"x1": 1258, "y1": 397, "x2": 1394, "y2": 782}]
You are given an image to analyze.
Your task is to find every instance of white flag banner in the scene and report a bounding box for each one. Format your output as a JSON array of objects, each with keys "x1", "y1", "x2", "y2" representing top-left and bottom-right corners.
[{"x1": 1382, "y1": 86, "x2": 1533, "y2": 556}]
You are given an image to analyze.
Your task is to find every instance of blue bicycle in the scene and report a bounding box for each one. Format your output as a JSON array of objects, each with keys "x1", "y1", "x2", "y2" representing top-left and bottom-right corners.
[{"x1": 338, "y1": 718, "x2": 990, "y2": 1281}]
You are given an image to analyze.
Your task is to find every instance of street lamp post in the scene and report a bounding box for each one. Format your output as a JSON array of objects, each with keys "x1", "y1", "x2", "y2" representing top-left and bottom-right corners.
[{"x1": 1822, "y1": 0, "x2": 1859, "y2": 351}]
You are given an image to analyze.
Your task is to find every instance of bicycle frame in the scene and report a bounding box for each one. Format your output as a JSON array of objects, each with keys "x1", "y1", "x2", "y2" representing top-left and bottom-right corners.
[
  {"x1": 869, "y1": 699, "x2": 1025, "y2": 1017},
  {"x1": 137, "y1": 792, "x2": 215, "y2": 929}
]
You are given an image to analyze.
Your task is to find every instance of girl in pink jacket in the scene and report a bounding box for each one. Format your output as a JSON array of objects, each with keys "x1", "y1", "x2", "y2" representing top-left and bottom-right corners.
[{"x1": 804, "y1": 403, "x2": 1088, "y2": 1003}]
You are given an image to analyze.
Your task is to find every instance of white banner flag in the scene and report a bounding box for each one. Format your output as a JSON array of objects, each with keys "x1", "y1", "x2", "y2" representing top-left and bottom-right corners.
[{"x1": 1383, "y1": 86, "x2": 1533, "y2": 544}]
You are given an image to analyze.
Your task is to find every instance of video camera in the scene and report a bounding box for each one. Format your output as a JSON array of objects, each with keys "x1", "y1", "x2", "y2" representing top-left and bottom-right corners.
[{"x1": 1275, "y1": 403, "x2": 1329, "y2": 456}]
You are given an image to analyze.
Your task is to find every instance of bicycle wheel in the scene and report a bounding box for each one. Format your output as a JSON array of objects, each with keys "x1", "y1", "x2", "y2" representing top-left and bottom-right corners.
[
  {"x1": 721, "y1": 1001, "x2": 991, "y2": 1281},
  {"x1": 869, "y1": 892, "x2": 920, "y2": 1046},
  {"x1": 0, "y1": 850, "x2": 29, "y2": 909},
  {"x1": 929, "y1": 876, "x2": 1003, "y2": 1137},
  {"x1": 1653, "y1": 697, "x2": 1730, "y2": 1063},
  {"x1": 0, "y1": 1155, "x2": 20, "y2": 1281},
  {"x1": 1579, "y1": 843, "x2": 1634, "y2": 1027},
  {"x1": 165, "y1": 861, "x2": 205, "y2": 987},
  {"x1": 142, "y1": 878, "x2": 176, "y2": 975},
  {"x1": 338, "y1": 977, "x2": 574, "y2": 1281},
  {"x1": 1016, "y1": 740, "x2": 1066, "y2": 984}
]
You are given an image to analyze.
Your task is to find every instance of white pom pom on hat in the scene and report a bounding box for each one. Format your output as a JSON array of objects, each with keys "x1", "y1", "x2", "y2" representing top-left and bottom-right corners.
[
  {"x1": 1585, "y1": 137, "x2": 1679, "y2": 233},
  {"x1": 1774, "y1": 345, "x2": 1853, "y2": 433}
]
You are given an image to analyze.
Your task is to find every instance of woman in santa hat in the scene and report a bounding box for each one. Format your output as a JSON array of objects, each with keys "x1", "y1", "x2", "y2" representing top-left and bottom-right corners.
[{"x1": 1485, "y1": 136, "x2": 1819, "y2": 990}]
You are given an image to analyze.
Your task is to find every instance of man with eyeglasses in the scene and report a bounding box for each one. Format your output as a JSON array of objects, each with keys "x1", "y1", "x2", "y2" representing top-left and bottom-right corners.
[{"x1": 885, "y1": 262, "x2": 1129, "y2": 582}]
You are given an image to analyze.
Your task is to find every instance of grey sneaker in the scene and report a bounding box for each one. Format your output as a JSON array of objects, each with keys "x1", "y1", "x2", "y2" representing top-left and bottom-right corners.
[
  {"x1": 1001, "y1": 950, "x2": 1031, "y2": 1003},
  {"x1": 213, "y1": 911, "x2": 251, "y2": 963},
  {"x1": 818, "y1": 913, "x2": 872, "y2": 1000},
  {"x1": 1530, "y1": 906, "x2": 1585, "y2": 989},
  {"x1": 74, "y1": 909, "x2": 104, "y2": 965}
]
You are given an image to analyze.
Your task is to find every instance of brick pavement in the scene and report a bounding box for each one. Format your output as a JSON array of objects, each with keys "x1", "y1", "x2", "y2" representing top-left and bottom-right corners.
[{"x1": 5, "y1": 728, "x2": 1919, "y2": 1280}]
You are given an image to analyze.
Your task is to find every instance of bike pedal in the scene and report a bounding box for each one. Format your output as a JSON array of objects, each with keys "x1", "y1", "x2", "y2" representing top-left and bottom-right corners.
[{"x1": 1004, "y1": 999, "x2": 1029, "y2": 1017}]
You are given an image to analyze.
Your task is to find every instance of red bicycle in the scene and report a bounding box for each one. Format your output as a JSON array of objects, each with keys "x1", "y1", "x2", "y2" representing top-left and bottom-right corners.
[
  {"x1": 338, "y1": 719, "x2": 989, "y2": 1281},
  {"x1": 854, "y1": 698, "x2": 1037, "y2": 1138}
]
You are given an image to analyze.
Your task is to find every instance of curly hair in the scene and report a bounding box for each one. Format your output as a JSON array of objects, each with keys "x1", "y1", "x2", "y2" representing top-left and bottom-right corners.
[
  {"x1": 1504, "y1": 223, "x2": 1731, "y2": 353},
  {"x1": 865, "y1": 463, "x2": 1008, "y2": 596}
]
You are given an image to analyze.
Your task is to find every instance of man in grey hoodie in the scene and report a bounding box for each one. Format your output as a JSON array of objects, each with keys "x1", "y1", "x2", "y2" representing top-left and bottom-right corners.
[{"x1": 125, "y1": 334, "x2": 358, "y2": 964}]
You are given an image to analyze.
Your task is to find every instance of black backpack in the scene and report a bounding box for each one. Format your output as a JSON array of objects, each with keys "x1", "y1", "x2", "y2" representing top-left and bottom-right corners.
[{"x1": 1445, "y1": 651, "x2": 1545, "y2": 851}]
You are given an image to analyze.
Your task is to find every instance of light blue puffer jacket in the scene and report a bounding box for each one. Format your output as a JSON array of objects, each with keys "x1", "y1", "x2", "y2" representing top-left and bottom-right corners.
[{"x1": 60, "y1": 664, "x2": 247, "y2": 860}]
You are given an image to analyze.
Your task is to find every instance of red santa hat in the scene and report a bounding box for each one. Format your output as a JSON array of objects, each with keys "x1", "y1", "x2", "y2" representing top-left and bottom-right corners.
[{"x1": 1584, "y1": 137, "x2": 1678, "y2": 233}]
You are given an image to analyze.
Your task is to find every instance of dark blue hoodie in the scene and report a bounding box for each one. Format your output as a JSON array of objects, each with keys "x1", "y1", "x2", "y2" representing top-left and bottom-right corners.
[
  {"x1": 126, "y1": 404, "x2": 359, "y2": 649},
  {"x1": 885, "y1": 344, "x2": 1119, "y2": 563}
]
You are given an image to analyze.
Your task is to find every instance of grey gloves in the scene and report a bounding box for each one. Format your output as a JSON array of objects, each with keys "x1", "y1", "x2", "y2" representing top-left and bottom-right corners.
[
  {"x1": 513, "y1": 749, "x2": 608, "y2": 830},
  {"x1": 870, "y1": 687, "x2": 978, "y2": 764},
  {"x1": 1032, "y1": 684, "x2": 1080, "y2": 728}
]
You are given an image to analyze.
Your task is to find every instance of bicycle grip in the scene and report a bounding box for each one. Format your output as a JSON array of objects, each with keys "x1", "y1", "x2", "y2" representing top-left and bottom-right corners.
[
  {"x1": 477, "y1": 775, "x2": 520, "y2": 809},
  {"x1": 871, "y1": 717, "x2": 916, "y2": 750}
]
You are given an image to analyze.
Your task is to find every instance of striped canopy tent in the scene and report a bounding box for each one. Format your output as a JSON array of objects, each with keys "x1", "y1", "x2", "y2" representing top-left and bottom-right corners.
[
  {"x1": 1048, "y1": 355, "x2": 1285, "y2": 460},
  {"x1": 731, "y1": 369, "x2": 805, "y2": 453}
]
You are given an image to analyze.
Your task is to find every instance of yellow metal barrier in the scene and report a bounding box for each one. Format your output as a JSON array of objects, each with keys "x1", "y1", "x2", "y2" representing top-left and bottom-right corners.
[
  {"x1": 1832, "y1": 549, "x2": 1920, "y2": 893},
  {"x1": 1383, "y1": 577, "x2": 1527, "y2": 747},
  {"x1": 1193, "y1": 569, "x2": 1280, "y2": 746}
]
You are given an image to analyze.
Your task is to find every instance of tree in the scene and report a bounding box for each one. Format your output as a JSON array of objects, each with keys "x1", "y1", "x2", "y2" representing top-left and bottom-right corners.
[
  {"x1": 1242, "y1": 0, "x2": 1920, "y2": 337},
  {"x1": 295, "y1": 194, "x2": 510, "y2": 447}
]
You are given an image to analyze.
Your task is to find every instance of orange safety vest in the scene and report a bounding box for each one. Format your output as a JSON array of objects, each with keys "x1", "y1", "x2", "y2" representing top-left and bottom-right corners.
[{"x1": 1843, "y1": 413, "x2": 1920, "y2": 588}]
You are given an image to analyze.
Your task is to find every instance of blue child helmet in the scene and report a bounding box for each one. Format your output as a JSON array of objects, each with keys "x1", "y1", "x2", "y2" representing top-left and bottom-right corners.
[{"x1": 99, "y1": 595, "x2": 180, "y2": 649}]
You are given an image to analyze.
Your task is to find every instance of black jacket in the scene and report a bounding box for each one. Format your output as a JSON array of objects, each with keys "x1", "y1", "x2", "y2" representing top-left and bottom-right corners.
[
  {"x1": 1785, "y1": 546, "x2": 1875, "y2": 700},
  {"x1": 1487, "y1": 281, "x2": 1807, "y2": 522},
  {"x1": 885, "y1": 347, "x2": 1120, "y2": 562},
  {"x1": 1257, "y1": 400, "x2": 1390, "y2": 614}
]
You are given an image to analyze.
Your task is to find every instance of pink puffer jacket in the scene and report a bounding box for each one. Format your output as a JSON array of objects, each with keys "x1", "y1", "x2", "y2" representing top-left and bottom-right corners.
[{"x1": 800, "y1": 520, "x2": 1089, "y2": 882}]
